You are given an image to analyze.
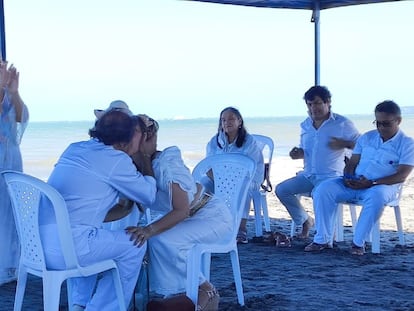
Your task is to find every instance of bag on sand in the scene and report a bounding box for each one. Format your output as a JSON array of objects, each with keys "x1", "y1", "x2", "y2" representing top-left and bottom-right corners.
[{"x1": 147, "y1": 294, "x2": 195, "y2": 311}]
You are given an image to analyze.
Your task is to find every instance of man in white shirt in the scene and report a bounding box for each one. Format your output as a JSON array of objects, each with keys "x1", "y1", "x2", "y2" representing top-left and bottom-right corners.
[
  {"x1": 275, "y1": 86, "x2": 360, "y2": 239},
  {"x1": 305, "y1": 100, "x2": 414, "y2": 255}
]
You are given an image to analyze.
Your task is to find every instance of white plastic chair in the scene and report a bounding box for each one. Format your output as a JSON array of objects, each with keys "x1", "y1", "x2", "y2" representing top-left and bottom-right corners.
[
  {"x1": 186, "y1": 154, "x2": 256, "y2": 308},
  {"x1": 251, "y1": 134, "x2": 274, "y2": 237},
  {"x1": 1, "y1": 170, "x2": 126, "y2": 311}
]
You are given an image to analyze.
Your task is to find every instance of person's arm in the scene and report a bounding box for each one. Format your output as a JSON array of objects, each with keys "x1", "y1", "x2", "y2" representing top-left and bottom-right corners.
[
  {"x1": 104, "y1": 198, "x2": 135, "y2": 222},
  {"x1": 343, "y1": 154, "x2": 360, "y2": 176},
  {"x1": 7, "y1": 65, "x2": 25, "y2": 122},
  {"x1": 328, "y1": 137, "x2": 356, "y2": 150},
  {"x1": 126, "y1": 182, "x2": 190, "y2": 247},
  {"x1": 289, "y1": 147, "x2": 304, "y2": 159},
  {"x1": 370, "y1": 165, "x2": 413, "y2": 186}
]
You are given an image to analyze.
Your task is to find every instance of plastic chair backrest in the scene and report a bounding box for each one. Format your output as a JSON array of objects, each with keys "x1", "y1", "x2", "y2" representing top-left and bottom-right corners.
[
  {"x1": 192, "y1": 154, "x2": 256, "y2": 237},
  {"x1": 252, "y1": 134, "x2": 274, "y2": 192},
  {"x1": 2, "y1": 170, "x2": 79, "y2": 271},
  {"x1": 252, "y1": 134, "x2": 274, "y2": 166}
]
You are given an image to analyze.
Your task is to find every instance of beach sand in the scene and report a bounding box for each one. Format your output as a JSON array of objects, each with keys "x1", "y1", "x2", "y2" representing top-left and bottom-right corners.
[
  {"x1": 1, "y1": 158, "x2": 413, "y2": 310},
  {"x1": 213, "y1": 158, "x2": 414, "y2": 310}
]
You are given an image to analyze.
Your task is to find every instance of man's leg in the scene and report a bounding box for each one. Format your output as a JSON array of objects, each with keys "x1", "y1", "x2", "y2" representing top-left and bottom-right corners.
[
  {"x1": 353, "y1": 185, "x2": 399, "y2": 247},
  {"x1": 77, "y1": 229, "x2": 146, "y2": 311},
  {"x1": 275, "y1": 174, "x2": 314, "y2": 237},
  {"x1": 309, "y1": 178, "x2": 354, "y2": 247}
]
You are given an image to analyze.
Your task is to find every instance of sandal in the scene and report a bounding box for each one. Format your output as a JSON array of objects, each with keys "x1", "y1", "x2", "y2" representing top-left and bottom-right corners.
[
  {"x1": 350, "y1": 243, "x2": 365, "y2": 256},
  {"x1": 197, "y1": 282, "x2": 220, "y2": 311},
  {"x1": 236, "y1": 230, "x2": 248, "y2": 244},
  {"x1": 273, "y1": 232, "x2": 292, "y2": 248},
  {"x1": 304, "y1": 242, "x2": 330, "y2": 252}
]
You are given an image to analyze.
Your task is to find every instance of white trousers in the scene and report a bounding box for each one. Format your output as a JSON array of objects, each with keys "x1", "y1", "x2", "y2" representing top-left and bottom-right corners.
[
  {"x1": 312, "y1": 178, "x2": 399, "y2": 246},
  {"x1": 41, "y1": 225, "x2": 146, "y2": 311}
]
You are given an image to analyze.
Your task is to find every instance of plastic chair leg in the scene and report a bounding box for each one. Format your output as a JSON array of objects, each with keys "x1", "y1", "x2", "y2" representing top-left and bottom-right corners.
[
  {"x1": 261, "y1": 194, "x2": 271, "y2": 232},
  {"x1": 252, "y1": 194, "x2": 263, "y2": 237},
  {"x1": 13, "y1": 269, "x2": 27, "y2": 311},
  {"x1": 229, "y1": 250, "x2": 244, "y2": 306},
  {"x1": 290, "y1": 220, "x2": 296, "y2": 238},
  {"x1": 371, "y1": 220, "x2": 381, "y2": 254},
  {"x1": 335, "y1": 204, "x2": 344, "y2": 242},
  {"x1": 42, "y1": 276, "x2": 65, "y2": 311},
  {"x1": 186, "y1": 249, "x2": 203, "y2": 307},
  {"x1": 393, "y1": 205, "x2": 405, "y2": 246}
]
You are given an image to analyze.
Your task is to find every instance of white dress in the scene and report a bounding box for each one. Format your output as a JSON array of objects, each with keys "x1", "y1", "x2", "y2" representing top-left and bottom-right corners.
[
  {"x1": 147, "y1": 146, "x2": 233, "y2": 296},
  {"x1": 0, "y1": 90, "x2": 29, "y2": 285}
]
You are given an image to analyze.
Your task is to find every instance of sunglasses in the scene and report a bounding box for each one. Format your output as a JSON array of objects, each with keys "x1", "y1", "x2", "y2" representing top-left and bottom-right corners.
[{"x1": 372, "y1": 119, "x2": 397, "y2": 128}]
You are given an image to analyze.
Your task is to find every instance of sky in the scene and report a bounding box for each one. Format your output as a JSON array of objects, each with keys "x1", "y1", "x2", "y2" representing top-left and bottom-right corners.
[{"x1": 4, "y1": 0, "x2": 414, "y2": 122}]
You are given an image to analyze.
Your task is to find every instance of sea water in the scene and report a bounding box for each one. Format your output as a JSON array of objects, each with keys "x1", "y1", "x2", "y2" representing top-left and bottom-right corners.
[{"x1": 20, "y1": 114, "x2": 414, "y2": 181}]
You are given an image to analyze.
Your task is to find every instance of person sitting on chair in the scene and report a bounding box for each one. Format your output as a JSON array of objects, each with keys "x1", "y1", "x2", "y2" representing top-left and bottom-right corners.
[
  {"x1": 41, "y1": 109, "x2": 157, "y2": 310},
  {"x1": 305, "y1": 100, "x2": 414, "y2": 255},
  {"x1": 206, "y1": 106, "x2": 264, "y2": 244},
  {"x1": 127, "y1": 115, "x2": 232, "y2": 311},
  {"x1": 275, "y1": 85, "x2": 360, "y2": 239}
]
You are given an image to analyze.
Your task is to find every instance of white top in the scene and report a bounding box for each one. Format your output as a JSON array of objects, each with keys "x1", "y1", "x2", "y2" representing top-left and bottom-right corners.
[
  {"x1": 44, "y1": 139, "x2": 157, "y2": 255},
  {"x1": 206, "y1": 131, "x2": 264, "y2": 188},
  {"x1": 354, "y1": 129, "x2": 414, "y2": 180},
  {"x1": 146, "y1": 146, "x2": 197, "y2": 213},
  {"x1": 299, "y1": 112, "x2": 360, "y2": 179}
]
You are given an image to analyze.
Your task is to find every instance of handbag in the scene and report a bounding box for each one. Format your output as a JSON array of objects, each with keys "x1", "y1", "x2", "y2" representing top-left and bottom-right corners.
[{"x1": 147, "y1": 294, "x2": 195, "y2": 311}]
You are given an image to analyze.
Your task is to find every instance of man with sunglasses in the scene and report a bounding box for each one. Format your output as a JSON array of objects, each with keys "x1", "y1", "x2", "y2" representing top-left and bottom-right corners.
[{"x1": 305, "y1": 100, "x2": 414, "y2": 255}]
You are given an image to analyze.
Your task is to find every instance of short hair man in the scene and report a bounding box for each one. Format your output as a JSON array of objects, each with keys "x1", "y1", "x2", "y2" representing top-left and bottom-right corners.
[
  {"x1": 305, "y1": 100, "x2": 414, "y2": 255},
  {"x1": 275, "y1": 86, "x2": 360, "y2": 238}
]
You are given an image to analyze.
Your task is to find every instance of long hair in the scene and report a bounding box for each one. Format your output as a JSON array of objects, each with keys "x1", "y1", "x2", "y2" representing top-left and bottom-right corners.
[{"x1": 216, "y1": 106, "x2": 247, "y2": 148}]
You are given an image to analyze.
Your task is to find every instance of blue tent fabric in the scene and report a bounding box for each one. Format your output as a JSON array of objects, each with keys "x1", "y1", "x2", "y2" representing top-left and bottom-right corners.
[{"x1": 188, "y1": 0, "x2": 402, "y2": 10}]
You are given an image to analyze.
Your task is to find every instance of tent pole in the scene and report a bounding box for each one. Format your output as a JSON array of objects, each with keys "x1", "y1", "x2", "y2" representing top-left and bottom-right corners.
[
  {"x1": 0, "y1": 0, "x2": 5, "y2": 61},
  {"x1": 312, "y1": 1, "x2": 320, "y2": 85}
]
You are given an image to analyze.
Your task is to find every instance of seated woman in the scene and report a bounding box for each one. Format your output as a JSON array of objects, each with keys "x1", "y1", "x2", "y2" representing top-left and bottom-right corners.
[
  {"x1": 206, "y1": 107, "x2": 264, "y2": 244},
  {"x1": 128, "y1": 115, "x2": 233, "y2": 311},
  {"x1": 40, "y1": 109, "x2": 157, "y2": 311}
]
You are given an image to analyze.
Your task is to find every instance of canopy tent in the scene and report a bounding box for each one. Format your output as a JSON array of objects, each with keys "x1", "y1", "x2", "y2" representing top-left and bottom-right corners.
[
  {"x1": 0, "y1": 0, "x2": 405, "y2": 81},
  {"x1": 188, "y1": 0, "x2": 404, "y2": 84}
]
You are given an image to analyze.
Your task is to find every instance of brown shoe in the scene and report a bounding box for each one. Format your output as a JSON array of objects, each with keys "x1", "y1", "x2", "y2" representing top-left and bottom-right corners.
[
  {"x1": 304, "y1": 242, "x2": 329, "y2": 252},
  {"x1": 350, "y1": 243, "x2": 365, "y2": 256}
]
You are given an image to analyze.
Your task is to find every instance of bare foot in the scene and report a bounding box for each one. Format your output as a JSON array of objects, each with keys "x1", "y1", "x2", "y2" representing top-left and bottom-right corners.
[{"x1": 296, "y1": 217, "x2": 314, "y2": 239}]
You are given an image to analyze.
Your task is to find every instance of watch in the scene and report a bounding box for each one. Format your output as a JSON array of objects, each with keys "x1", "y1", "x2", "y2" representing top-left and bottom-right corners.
[{"x1": 371, "y1": 180, "x2": 379, "y2": 186}]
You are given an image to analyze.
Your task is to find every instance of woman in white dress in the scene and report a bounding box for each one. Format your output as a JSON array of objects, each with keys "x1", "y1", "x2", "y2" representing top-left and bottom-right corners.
[
  {"x1": 128, "y1": 115, "x2": 233, "y2": 311},
  {"x1": 0, "y1": 62, "x2": 29, "y2": 285},
  {"x1": 206, "y1": 107, "x2": 264, "y2": 244}
]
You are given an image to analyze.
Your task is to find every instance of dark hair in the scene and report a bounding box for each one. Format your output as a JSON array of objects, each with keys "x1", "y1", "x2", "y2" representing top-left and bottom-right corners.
[
  {"x1": 375, "y1": 100, "x2": 401, "y2": 116},
  {"x1": 216, "y1": 106, "x2": 247, "y2": 148},
  {"x1": 303, "y1": 85, "x2": 332, "y2": 103},
  {"x1": 89, "y1": 110, "x2": 139, "y2": 145}
]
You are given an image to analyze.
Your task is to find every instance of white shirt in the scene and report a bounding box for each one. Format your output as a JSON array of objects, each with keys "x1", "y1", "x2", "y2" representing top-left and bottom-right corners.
[
  {"x1": 300, "y1": 112, "x2": 360, "y2": 179},
  {"x1": 354, "y1": 129, "x2": 414, "y2": 180},
  {"x1": 44, "y1": 139, "x2": 157, "y2": 254}
]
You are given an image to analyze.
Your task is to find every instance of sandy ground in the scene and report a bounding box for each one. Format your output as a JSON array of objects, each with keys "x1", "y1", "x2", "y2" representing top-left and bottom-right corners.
[
  {"x1": 214, "y1": 158, "x2": 414, "y2": 310},
  {"x1": 1, "y1": 158, "x2": 413, "y2": 310}
]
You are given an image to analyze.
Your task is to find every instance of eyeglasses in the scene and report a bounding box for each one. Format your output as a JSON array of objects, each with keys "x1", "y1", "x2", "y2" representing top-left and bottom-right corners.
[{"x1": 372, "y1": 119, "x2": 397, "y2": 128}]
